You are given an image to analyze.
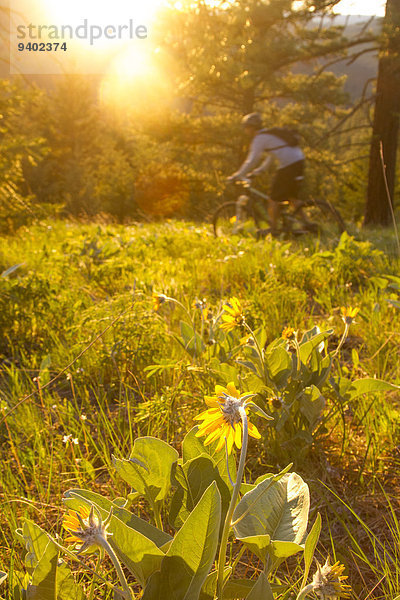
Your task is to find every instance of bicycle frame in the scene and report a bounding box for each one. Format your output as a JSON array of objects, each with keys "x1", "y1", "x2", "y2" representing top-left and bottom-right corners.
[
  {"x1": 214, "y1": 178, "x2": 346, "y2": 237},
  {"x1": 230, "y1": 179, "x2": 303, "y2": 233},
  {"x1": 234, "y1": 179, "x2": 271, "y2": 202}
]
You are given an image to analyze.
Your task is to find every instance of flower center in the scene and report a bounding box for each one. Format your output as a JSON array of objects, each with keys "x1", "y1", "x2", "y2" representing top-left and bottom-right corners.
[{"x1": 219, "y1": 394, "x2": 243, "y2": 426}]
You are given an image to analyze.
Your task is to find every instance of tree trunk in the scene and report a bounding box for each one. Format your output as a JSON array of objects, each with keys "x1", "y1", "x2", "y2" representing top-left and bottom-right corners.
[{"x1": 364, "y1": 0, "x2": 400, "y2": 226}]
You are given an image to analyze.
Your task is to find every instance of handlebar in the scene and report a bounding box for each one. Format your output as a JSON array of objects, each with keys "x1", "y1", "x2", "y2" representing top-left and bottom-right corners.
[{"x1": 226, "y1": 177, "x2": 253, "y2": 188}]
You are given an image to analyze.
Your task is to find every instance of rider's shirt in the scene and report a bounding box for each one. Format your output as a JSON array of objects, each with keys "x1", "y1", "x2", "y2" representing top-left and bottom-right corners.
[{"x1": 235, "y1": 132, "x2": 305, "y2": 179}]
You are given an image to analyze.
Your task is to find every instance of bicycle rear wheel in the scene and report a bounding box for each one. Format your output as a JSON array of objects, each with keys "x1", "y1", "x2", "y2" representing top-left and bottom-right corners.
[
  {"x1": 213, "y1": 201, "x2": 258, "y2": 237},
  {"x1": 291, "y1": 198, "x2": 346, "y2": 236}
]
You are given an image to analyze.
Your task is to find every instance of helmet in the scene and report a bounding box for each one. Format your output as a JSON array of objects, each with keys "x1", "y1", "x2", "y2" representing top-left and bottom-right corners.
[{"x1": 241, "y1": 112, "x2": 262, "y2": 129}]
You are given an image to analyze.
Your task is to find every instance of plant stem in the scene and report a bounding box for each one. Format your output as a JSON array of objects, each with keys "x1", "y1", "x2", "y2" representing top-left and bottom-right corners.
[
  {"x1": 215, "y1": 408, "x2": 248, "y2": 600},
  {"x1": 295, "y1": 583, "x2": 314, "y2": 600},
  {"x1": 153, "y1": 502, "x2": 163, "y2": 531},
  {"x1": 293, "y1": 336, "x2": 301, "y2": 376},
  {"x1": 99, "y1": 538, "x2": 132, "y2": 600},
  {"x1": 170, "y1": 297, "x2": 200, "y2": 361},
  {"x1": 88, "y1": 552, "x2": 102, "y2": 600},
  {"x1": 333, "y1": 323, "x2": 349, "y2": 359},
  {"x1": 245, "y1": 322, "x2": 266, "y2": 381}
]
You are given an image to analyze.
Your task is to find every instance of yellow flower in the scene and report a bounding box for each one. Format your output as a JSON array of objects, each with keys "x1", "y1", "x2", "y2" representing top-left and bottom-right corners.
[
  {"x1": 240, "y1": 334, "x2": 254, "y2": 347},
  {"x1": 282, "y1": 326, "x2": 296, "y2": 340},
  {"x1": 194, "y1": 382, "x2": 261, "y2": 454},
  {"x1": 221, "y1": 297, "x2": 245, "y2": 331},
  {"x1": 63, "y1": 504, "x2": 111, "y2": 554},
  {"x1": 152, "y1": 292, "x2": 168, "y2": 312},
  {"x1": 341, "y1": 306, "x2": 359, "y2": 325},
  {"x1": 312, "y1": 558, "x2": 351, "y2": 599}
]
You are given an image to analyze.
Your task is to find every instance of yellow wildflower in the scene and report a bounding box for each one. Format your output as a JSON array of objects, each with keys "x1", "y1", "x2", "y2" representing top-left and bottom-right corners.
[
  {"x1": 152, "y1": 292, "x2": 168, "y2": 311},
  {"x1": 194, "y1": 382, "x2": 261, "y2": 455},
  {"x1": 240, "y1": 334, "x2": 255, "y2": 347},
  {"x1": 63, "y1": 504, "x2": 111, "y2": 554},
  {"x1": 221, "y1": 297, "x2": 245, "y2": 331},
  {"x1": 282, "y1": 326, "x2": 296, "y2": 340},
  {"x1": 312, "y1": 558, "x2": 351, "y2": 599},
  {"x1": 341, "y1": 306, "x2": 359, "y2": 325}
]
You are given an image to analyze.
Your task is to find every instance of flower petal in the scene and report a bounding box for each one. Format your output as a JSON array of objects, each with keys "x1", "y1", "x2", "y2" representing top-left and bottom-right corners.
[
  {"x1": 234, "y1": 423, "x2": 242, "y2": 449},
  {"x1": 226, "y1": 382, "x2": 240, "y2": 398},
  {"x1": 248, "y1": 422, "x2": 261, "y2": 439}
]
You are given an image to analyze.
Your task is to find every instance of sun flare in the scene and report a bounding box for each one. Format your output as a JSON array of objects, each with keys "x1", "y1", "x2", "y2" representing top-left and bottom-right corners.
[{"x1": 40, "y1": 0, "x2": 168, "y2": 33}]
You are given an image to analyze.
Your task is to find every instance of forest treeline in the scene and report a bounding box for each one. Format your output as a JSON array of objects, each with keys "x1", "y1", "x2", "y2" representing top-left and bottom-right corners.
[{"x1": 0, "y1": 1, "x2": 394, "y2": 232}]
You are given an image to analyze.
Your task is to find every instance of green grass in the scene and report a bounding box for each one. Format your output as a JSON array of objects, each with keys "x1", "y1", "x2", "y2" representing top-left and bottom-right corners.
[{"x1": 0, "y1": 219, "x2": 399, "y2": 599}]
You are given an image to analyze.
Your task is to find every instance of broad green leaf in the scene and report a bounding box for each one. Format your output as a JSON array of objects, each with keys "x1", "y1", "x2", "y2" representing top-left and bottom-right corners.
[
  {"x1": 299, "y1": 330, "x2": 333, "y2": 364},
  {"x1": 0, "y1": 571, "x2": 7, "y2": 585},
  {"x1": 57, "y1": 562, "x2": 84, "y2": 600},
  {"x1": 113, "y1": 437, "x2": 179, "y2": 503},
  {"x1": 21, "y1": 520, "x2": 50, "y2": 572},
  {"x1": 309, "y1": 354, "x2": 332, "y2": 388},
  {"x1": 246, "y1": 402, "x2": 273, "y2": 421},
  {"x1": 169, "y1": 455, "x2": 230, "y2": 530},
  {"x1": 369, "y1": 276, "x2": 389, "y2": 289},
  {"x1": 344, "y1": 378, "x2": 399, "y2": 401},
  {"x1": 143, "y1": 482, "x2": 221, "y2": 600},
  {"x1": 242, "y1": 372, "x2": 268, "y2": 394},
  {"x1": 108, "y1": 514, "x2": 165, "y2": 587},
  {"x1": 300, "y1": 326, "x2": 323, "y2": 344},
  {"x1": 182, "y1": 427, "x2": 236, "y2": 488},
  {"x1": 27, "y1": 539, "x2": 58, "y2": 600},
  {"x1": 39, "y1": 354, "x2": 51, "y2": 372},
  {"x1": 299, "y1": 386, "x2": 325, "y2": 428},
  {"x1": 386, "y1": 274, "x2": 400, "y2": 288},
  {"x1": 10, "y1": 570, "x2": 30, "y2": 600},
  {"x1": 351, "y1": 348, "x2": 359, "y2": 369},
  {"x1": 236, "y1": 534, "x2": 271, "y2": 562},
  {"x1": 302, "y1": 513, "x2": 322, "y2": 588},
  {"x1": 39, "y1": 354, "x2": 51, "y2": 385},
  {"x1": 223, "y1": 579, "x2": 255, "y2": 599},
  {"x1": 268, "y1": 540, "x2": 304, "y2": 558},
  {"x1": 1, "y1": 263, "x2": 24, "y2": 278},
  {"x1": 64, "y1": 489, "x2": 171, "y2": 548},
  {"x1": 236, "y1": 359, "x2": 260, "y2": 376},
  {"x1": 264, "y1": 346, "x2": 292, "y2": 388},
  {"x1": 209, "y1": 359, "x2": 240, "y2": 386},
  {"x1": 233, "y1": 473, "x2": 309, "y2": 562},
  {"x1": 180, "y1": 321, "x2": 205, "y2": 357},
  {"x1": 199, "y1": 568, "x2": 231, "y2": 600},
  {"x1": 245, "y1": 572, "x2": 274, "y2": 600},
  {"x1": 252, "y1": 326, "x2": 268, "y2": 351},
  {"x1": 240, "y1": 464, "x2": 293, "y2": 496}
]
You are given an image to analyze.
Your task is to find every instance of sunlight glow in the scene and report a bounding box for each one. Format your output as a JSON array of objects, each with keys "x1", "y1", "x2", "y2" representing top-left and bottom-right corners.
[
  {"x1": 40, "y1": 0, "x2": 167, "y2": 35},
  {"x1": 335, "y1": 0, "x2": 385, "y2": 16}
]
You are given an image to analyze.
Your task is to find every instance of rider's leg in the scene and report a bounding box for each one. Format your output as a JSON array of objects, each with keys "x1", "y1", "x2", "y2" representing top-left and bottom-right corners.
[{"x1": 268, "y1": 198, "x2": 281, "y2": 232}]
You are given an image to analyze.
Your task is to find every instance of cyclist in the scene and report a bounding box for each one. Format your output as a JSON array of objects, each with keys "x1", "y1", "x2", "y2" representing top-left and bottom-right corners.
[{"x1": 227, "y1": 112, "x2": 305, "y2": 234}]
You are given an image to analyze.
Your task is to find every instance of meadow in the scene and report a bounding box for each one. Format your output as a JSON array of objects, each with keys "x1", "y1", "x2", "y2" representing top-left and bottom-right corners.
[{"x1": 0, "y1": 220, "x2": 399, "y2": 599}]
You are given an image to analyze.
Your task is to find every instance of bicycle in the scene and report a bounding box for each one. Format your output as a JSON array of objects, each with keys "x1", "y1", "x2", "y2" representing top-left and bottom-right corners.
[{"x1": 212, "y1": 179, "x2": 346, "y2": 238}]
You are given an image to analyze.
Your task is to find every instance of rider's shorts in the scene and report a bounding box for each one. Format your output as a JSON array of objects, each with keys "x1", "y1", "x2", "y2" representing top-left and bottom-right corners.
[{"x1": 271, "y1": 160, "x2": 305, "y2": 203}]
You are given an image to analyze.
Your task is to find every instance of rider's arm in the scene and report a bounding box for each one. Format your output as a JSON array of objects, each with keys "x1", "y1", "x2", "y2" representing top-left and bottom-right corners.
[
  {"x1": 230, "y1": 135, "x2": 266, "y2": 180},
  {"x1": 251, "y1": 155, "x2": 272, "y2": 177}
]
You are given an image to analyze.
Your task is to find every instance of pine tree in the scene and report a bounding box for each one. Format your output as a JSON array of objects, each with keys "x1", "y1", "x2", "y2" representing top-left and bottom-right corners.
[
  {"x1": 364, "y1": 0, "x2": 400, "y2": 226},
  {"x1": 153, "y1": 0, "x2": 375, "y2": 212}
]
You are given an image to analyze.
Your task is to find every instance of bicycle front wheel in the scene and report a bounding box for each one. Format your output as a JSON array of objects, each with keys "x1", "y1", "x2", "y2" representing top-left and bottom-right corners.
[
  {"x1": 291, "y1": 198, "x2": 346, "y2": 236},
  {"x1": 213, "y1": 201, "x2": 258, "y2": 237}
]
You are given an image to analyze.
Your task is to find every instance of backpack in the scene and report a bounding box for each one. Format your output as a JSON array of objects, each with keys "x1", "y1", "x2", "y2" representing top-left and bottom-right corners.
[{"x1": 259, "y1": 127, "x2": 301, "y2": 147}]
